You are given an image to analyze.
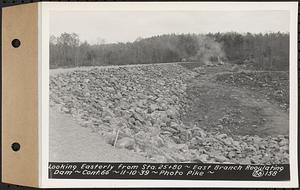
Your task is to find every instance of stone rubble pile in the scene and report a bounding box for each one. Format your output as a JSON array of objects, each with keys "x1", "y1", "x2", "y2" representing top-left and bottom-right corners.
[{"x1": 50, "y1": 64, "x2": 289, "y2": 164}]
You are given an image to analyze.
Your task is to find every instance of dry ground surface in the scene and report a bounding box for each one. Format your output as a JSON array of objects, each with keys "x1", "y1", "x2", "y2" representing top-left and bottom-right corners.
[
  {"x1": 49, "y1": 62, "x2": 289, "y2": 164},
  {"x1": 49, "y1": 107, "x2": 150, "y2": 162}
]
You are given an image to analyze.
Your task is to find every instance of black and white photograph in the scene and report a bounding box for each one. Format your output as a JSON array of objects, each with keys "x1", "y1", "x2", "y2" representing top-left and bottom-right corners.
[
  {"x1": 49, "y1": 7, "x2": 290, "y2": 162},
  {"x1": 45, "y1": 2, "x2": 297, "y2": 185}
]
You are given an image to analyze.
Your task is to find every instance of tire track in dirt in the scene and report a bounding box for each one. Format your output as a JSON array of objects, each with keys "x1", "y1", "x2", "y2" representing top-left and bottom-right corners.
[
  {"x1": 229, "y1": 86, "x2": 289, "y2": 136},
  {"x1": 183, "y1": 66, "x2": 288, "y2": 137},
  {"x1": 49, "y1": 63, "x2": 289, "y2": 163}
]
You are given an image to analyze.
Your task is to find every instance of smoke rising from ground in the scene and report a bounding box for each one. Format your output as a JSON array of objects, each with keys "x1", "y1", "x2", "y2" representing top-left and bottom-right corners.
[
  {"x1": 50, "y1": 32, "x2": 289, "y2": 71},
  {"x1": 190, "y1": 35, "x2": 226, "y2": 65}
]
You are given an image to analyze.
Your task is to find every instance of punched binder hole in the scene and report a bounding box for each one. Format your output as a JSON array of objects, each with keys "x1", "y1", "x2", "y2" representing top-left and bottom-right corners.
[
  {"x1": 11, "y1": 142, "x2": 20, "y2": 152},
  {"x1": 11, "y1": 39, "x2": 21, "y2": 48}
]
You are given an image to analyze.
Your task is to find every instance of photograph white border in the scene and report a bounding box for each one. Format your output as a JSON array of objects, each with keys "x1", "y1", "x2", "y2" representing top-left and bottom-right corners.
[{"x1": 39, "y1": 2, "x2": 298, "y2": 188}]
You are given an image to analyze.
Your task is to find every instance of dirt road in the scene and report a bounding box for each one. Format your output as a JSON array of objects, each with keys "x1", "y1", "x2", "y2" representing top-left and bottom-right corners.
[
  {"x1": 182, "y1": 65, "x2": 289, "y2": 136},
  {"x1": 49, "y1": 63, "x2": 289, "y2": 162}
]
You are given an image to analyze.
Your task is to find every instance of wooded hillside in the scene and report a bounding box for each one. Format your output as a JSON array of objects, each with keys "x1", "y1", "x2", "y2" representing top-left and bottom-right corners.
[{"x1": 50, "y1": 32, "x2": 289, "y2": 71}]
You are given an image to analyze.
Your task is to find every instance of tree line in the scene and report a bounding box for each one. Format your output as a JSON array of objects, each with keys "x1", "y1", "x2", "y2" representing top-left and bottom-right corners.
[{"x1": 50, "y1": 32, "x2": 289, "y2": 71}]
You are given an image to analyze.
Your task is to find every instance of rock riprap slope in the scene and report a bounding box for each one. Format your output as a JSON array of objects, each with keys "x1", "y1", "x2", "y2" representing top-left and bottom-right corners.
[{"x1": 50, "y1": 64, "x2": 289, "y2": 164}]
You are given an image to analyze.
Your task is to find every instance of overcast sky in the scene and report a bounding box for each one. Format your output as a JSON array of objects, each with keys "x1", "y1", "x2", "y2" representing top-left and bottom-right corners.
[{"x1": 50, "y1": 11, "x2": 289, "y2": 44}]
